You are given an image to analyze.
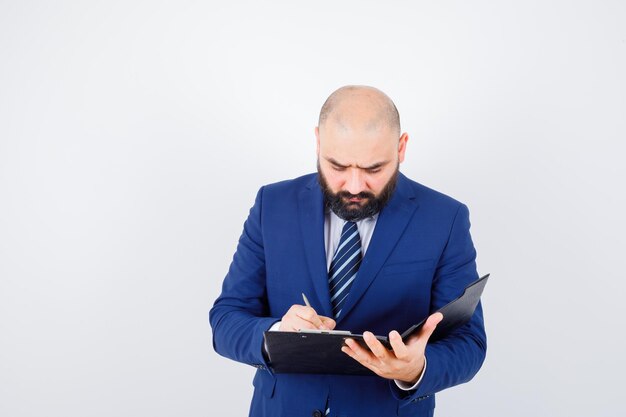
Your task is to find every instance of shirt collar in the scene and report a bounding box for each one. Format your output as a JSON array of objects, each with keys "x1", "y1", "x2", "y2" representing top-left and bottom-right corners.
[{"x1": 326, "y1": 208, "x2": 379, "y2": 224}]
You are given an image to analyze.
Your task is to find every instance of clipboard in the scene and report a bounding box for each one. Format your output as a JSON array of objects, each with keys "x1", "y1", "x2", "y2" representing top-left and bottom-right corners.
[{"x1": 263, "y1": 274, "x2": 489, "y2": 375}]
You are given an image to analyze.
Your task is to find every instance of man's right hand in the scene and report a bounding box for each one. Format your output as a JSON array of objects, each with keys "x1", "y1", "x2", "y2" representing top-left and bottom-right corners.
[{"x1": 279, "y1": 305, "x2": 336, "y2": 331}]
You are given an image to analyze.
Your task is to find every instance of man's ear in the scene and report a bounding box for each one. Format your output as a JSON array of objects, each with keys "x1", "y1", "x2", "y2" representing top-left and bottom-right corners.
[
  {"x1": 398, "y1": 133, "x2": 409, "y2": 163},
  {"x1": 315, "y1": 126, "x2": 320, "y2": 156}
]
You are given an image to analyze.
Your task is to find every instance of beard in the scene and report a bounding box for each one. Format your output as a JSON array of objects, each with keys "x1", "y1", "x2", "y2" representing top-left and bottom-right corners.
[{"x1": 317, "y1": 161, "x2": 399, "y2": 222}]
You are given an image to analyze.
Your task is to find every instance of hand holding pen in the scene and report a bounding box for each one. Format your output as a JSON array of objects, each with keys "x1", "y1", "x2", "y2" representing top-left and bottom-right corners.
[{"x1": 277, "y1": 293, "x2": 336, "y2": 332}]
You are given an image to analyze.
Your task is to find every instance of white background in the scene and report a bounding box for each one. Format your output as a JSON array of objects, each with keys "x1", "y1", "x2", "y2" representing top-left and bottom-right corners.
[{"x1": 1, "y1": 1, "x2": 625, "y2": 416}]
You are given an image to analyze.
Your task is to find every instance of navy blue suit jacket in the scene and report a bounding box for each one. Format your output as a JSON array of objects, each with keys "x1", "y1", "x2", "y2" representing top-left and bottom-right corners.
[{"x1": 209, "y1": 172, "x2": 486, "y2": 417}]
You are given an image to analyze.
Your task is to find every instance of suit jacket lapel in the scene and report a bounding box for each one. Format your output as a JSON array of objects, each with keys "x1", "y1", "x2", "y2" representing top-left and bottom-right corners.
[
  {"x1": 336, "y1": 173, "x2": 420, "y2": 324},
  {"x1": 298, "y1": 176, "x2": 333, "y2": 317}
]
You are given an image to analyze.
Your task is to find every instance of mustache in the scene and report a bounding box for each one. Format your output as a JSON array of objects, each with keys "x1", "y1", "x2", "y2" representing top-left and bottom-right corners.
[{"x1": 336, "y1": 191, "x2": 375, "y2": 200}]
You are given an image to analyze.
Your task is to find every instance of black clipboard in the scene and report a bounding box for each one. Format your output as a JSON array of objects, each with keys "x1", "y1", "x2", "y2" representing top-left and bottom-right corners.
[{"x1": 263, "y1": 274, "x2": 489, "y2": 375}]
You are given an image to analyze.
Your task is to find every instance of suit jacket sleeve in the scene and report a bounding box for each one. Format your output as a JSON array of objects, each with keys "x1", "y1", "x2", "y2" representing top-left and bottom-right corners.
[
  {"x1": 391, "y1": 203, "x2": 487, "y2": 402},
  {"x1": 209, "y1": 186, "x2": 278, "y2": 370}
]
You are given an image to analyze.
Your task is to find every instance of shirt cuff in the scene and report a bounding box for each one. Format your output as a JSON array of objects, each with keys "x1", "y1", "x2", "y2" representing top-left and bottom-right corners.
[
  {"x1": 394, "y1": 357, "x2": 427, "y2": 391},
  {"x1": 262, "y1": 320, "x2": 282, "y2": 358},
  {"x1": 268, "y1": 321, "x2": 282, "y2": 331}
]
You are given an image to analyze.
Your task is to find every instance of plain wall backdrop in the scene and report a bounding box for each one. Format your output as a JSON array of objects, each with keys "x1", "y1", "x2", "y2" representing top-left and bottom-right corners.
[{"x1": 1, "y1": 1, "x2": 625, "y2": 416}]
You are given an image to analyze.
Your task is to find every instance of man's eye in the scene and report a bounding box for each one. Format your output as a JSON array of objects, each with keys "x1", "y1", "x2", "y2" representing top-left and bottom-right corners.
[
  {"x1": 367, "y1": 169, "x2": 381, "y2": 174},
  {"x1": 332, "y1": 165, "x2": 346, "y2": 171}
]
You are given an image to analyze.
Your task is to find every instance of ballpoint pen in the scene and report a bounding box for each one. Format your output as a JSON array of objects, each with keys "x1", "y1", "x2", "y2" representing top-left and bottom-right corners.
[{"x1": 301, "y1": 293, "x2": 311, "y2": 308}]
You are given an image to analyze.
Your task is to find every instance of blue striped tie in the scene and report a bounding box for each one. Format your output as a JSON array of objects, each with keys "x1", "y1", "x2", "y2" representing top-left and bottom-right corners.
[{"x1": 329, "y1": 221, "x2": 362, "y2": 319}]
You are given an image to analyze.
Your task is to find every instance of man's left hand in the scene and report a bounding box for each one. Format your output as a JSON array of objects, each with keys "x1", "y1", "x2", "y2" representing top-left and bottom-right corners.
[{"x1": 341, "y1": 312, "x2": 443, "y2": 384}]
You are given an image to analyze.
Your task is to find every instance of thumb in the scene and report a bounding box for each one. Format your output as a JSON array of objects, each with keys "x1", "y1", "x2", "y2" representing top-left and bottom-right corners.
[{"x1": 418, "y1": 312, "x2": 443, "y2": 341}]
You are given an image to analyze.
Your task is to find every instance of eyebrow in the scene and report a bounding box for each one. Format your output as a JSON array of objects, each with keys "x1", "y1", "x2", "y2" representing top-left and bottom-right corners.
[{"x1": 324, "y1": 157, "x2": 390, "y2": 170}]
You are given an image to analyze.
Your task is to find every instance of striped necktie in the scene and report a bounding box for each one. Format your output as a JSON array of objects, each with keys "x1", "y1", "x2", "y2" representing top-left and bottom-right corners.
[{"x1": 328, "y1": 221, "x2": 362, "y2": 319}]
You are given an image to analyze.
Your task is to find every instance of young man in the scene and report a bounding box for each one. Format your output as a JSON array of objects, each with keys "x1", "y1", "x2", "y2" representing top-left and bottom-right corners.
[{"x1": 210, "y1": 85, "x2": 486, "y2": 417}]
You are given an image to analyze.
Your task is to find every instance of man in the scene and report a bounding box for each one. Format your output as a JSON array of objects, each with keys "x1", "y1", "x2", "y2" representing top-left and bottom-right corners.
[{"x1": 209, "y1": 86, "x2": 486, "y2": 417}]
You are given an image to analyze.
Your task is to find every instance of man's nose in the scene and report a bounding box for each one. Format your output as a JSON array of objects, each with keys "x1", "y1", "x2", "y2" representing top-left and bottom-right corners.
[{"x1": 345, "y1": 169, "x2": 366, "y2": 195}]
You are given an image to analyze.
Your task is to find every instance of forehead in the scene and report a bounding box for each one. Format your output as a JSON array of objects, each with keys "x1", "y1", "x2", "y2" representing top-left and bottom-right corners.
[{"x1": 319, "y1": 122, "x2": 397, "y2": 165}]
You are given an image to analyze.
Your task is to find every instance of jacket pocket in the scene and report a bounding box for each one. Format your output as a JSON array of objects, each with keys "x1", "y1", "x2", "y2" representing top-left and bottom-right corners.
[{"x1": 383, "y1": 259, "x2": 434, "y2": 276}]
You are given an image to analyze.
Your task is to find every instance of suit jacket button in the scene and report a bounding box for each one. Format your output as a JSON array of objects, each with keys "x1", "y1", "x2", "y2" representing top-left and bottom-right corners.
[{"x1": 312, "y1": 410, "x2": 323, "y2": 417}]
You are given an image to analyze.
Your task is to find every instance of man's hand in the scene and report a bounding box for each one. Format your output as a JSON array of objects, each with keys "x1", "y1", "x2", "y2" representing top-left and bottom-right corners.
[
  {"x1": 341, "y1": 312, "x2": 443, "y2": 384},
  {"x1": 279, "y1": 305, "x2": 336, "y2": 331}
]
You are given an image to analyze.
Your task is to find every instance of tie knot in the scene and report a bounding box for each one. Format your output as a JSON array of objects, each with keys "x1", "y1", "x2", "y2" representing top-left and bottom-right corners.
[{"x1": 342, "y1": 221, "x2": 357, "y2": 233}]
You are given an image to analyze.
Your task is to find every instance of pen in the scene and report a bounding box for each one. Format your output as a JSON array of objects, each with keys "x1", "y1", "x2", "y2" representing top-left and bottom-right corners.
[
  {"x1": 301, "y1": 292, "x2": 346, "y2": 333},
  {"x1": 301, "y1": 293, "x2": 311, "y2": 308},
  {"x1": 302, "y1": 293, "x2": 327, "y2": 331}
]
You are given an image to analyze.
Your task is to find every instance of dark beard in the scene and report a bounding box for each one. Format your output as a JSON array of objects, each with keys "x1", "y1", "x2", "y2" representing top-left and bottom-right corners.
[{"x1": 317, "y1": 162, "x2": 399, "y2": 222}]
